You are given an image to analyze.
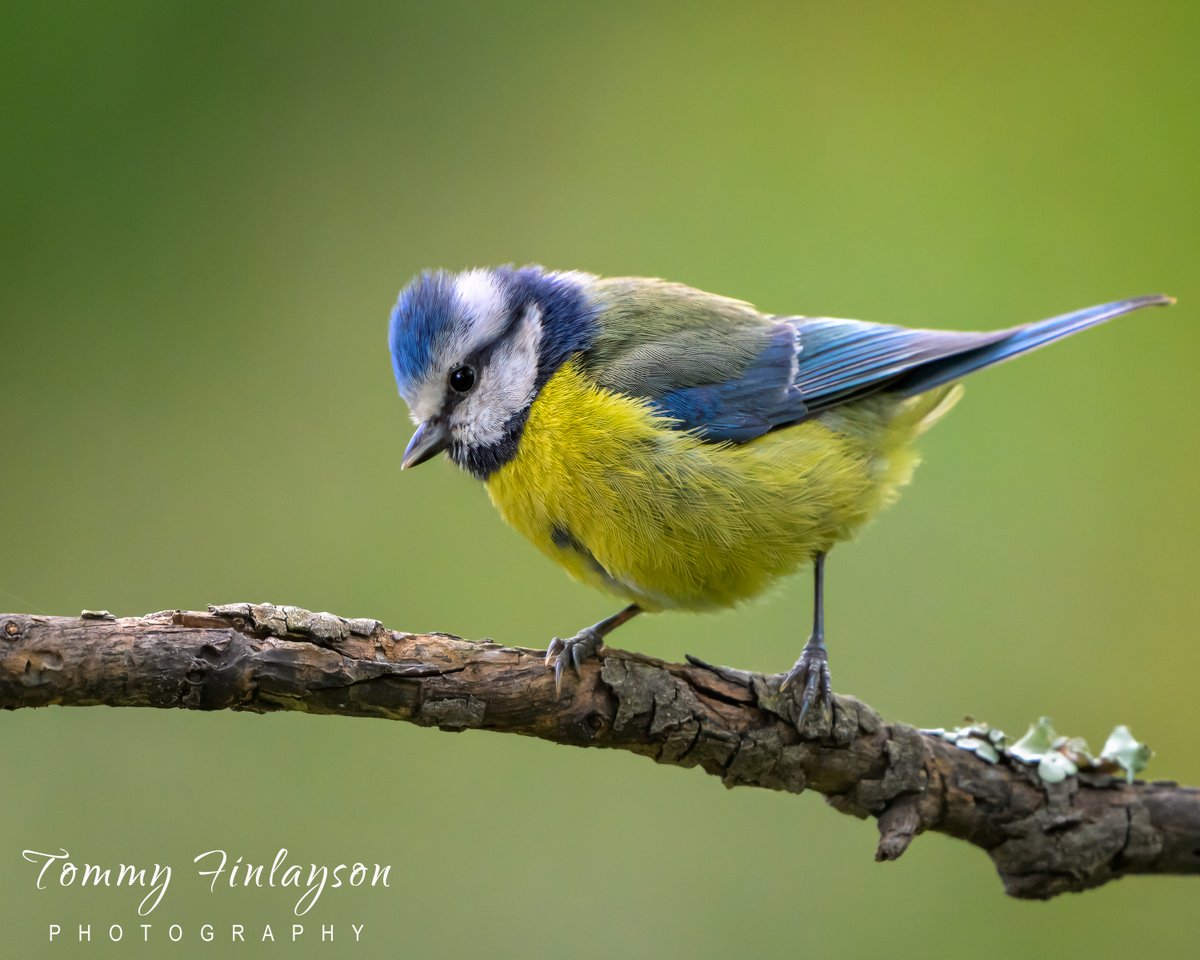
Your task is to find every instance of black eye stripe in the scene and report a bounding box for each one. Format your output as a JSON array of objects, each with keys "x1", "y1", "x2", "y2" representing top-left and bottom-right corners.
[
  {"x1": 472, "y1": 301, "x2": 530, "y2": 364},
  {"x1": 438, "y1": 301, "x2": 535, "y2": 417}
]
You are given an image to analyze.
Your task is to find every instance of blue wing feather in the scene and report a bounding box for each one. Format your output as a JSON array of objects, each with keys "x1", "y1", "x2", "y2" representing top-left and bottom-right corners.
[
  {"x1": 647, "y1": 295, "x2": 1171, "y2": 443},
  {"x1": 653, "y1": 323, "x2": 804, "y2": 442}
]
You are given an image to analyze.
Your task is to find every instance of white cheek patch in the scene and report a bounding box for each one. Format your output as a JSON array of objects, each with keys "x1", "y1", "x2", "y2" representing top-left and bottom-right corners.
[
  {"x1": 454, "y1": 269, "x2": 508, "y2": 346},
  {"x1": 452, "y1": 305, "x2": 543, "y2": 447}
]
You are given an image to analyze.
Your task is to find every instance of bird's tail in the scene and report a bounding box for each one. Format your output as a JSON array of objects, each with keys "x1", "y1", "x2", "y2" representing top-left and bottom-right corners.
[{"x1": 893, "y1": 294, "x2": 1175, "y2": 399}]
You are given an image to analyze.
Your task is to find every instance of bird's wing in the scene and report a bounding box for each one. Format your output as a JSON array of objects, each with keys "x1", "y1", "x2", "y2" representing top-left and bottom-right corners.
[
  {"x1": 582, "y1": 281, "x2": 1169, "y2": 444},
  {"x1": 634, "y1": 317, "x2": 1004, "y2": 441},
  {"x1": 784, "y1": 317, "x2": 1009, "y2": 410},
  {"x1": 580, "y1": 277, "x2": 792, "y2": 442}
]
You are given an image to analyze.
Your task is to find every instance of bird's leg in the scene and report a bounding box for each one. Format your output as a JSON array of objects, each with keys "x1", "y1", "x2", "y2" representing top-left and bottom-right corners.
[
  {"x1": 781, "y1": 551, "x2": 832, "y2": 728},
  {"x1": 546, "y1": 604, "x2": 642, "y2": 695}
]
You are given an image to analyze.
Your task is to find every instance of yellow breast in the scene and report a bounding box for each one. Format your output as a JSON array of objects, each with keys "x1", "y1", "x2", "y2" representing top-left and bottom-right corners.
[{"x1": 485, "y1": 361, "x2": 950, "y2": 611}]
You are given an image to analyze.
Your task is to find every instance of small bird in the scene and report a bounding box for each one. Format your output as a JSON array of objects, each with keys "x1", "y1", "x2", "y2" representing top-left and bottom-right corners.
[{"x1": 388, "y1": 266, "x2": 1172, "y2": 724}]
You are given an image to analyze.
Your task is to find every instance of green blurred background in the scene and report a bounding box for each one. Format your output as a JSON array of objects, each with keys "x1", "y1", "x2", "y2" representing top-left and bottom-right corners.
[{"x1": 3, "y1": 2, "x2": 1198, "y2": 956}]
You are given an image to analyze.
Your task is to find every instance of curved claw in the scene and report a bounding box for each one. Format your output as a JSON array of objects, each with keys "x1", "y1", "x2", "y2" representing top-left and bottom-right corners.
[
  {"x1": 545, "y1": 627, "x2": 602, "y2": 697},
  {"x1": 781, "y1": 644, "x2": 832, "y2": 730}
]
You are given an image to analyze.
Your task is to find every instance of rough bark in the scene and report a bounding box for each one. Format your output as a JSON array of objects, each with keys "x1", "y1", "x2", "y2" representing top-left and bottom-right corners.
[{"x1": 2, "y1": 604, "x2": 1197, "y2": 899}]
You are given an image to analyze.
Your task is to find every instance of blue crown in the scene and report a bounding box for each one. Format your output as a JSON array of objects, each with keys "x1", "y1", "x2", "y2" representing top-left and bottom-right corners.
[
  {"x1": 388, "y1": 265, "x2": 599, "y2": 397},
  {"x1": 388, "y1": 270, "x2": 457, "y2": 397}
]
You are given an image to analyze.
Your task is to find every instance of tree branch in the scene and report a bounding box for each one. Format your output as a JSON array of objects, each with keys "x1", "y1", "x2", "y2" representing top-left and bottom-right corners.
[{"x1": 3, "y1": 603, "x2": 1197, "y2": 898}]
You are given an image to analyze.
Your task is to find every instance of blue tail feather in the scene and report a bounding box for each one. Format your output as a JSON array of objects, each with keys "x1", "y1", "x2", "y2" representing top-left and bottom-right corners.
[{"x1": 892, "y1": 294, "x2": 1175, "y2": 398}]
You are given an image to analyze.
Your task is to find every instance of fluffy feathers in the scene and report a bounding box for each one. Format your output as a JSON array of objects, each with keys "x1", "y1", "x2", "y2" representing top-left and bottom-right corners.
[
  {"x1": 484, "y1": 361, "x2": 969, "y2": 610},
  {"x1": 388, "y1": 265, "x2": 1172, "y2": 613}
]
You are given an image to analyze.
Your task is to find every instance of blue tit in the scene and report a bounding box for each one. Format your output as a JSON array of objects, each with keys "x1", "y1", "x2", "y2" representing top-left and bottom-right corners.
[{"x1": 388, "y1": 265, "x2": 1172, "y2": 723}]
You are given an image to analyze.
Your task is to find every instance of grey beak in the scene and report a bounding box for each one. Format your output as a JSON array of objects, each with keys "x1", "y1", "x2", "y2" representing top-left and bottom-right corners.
[{"x1": 402, "y1": 420, "x2": 451, "y2": 469}]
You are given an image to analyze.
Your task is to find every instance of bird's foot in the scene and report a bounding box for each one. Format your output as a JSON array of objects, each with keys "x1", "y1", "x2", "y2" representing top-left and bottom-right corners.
[
  {"x1": 545, "y1": 627, "x2": 603, "y2": 695},
  {"x1": 780, "y1": 641, "x2": 832, "y2": 731}
]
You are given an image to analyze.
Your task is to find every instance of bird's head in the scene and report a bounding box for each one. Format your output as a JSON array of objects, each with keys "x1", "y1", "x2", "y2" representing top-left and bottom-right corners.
[{"x1": 389, "y1": 265, "x2": 597, "y2": 478}]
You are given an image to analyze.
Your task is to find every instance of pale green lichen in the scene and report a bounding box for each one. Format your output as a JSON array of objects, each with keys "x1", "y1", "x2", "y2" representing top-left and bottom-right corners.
[
  {"x1": 1056, "y1": 736, "x2": 1094, "y2": 767},
  {"x1": 923, "y1": 719, "x2": 1007, "y2": 764},
  {"x1": 1010, "y1": 716, "x2": 1057, "y2": 764},
  {"x1": 1036, "y1": 751, "x2": 1078, "y2": 784},
  {"x1": 956, "y1": 737, "x2": 1000, "y2": 764},
  {"x1": 1100, "y1": 725, "x2": 1153, "y2": 784},
  {"x1": 924, "y1": 716, "x2": 1151, "y2": 784}
]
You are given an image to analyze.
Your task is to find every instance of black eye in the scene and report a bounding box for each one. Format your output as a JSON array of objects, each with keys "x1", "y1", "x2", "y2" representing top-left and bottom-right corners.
[{"x1": 448, "y1": 364, "x2": 476, "y2": 393}]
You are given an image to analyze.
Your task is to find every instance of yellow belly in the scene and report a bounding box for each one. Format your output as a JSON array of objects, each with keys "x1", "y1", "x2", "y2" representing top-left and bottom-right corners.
[{"x1": 485, "y1": 361, "x2": 953, "y2": 611}]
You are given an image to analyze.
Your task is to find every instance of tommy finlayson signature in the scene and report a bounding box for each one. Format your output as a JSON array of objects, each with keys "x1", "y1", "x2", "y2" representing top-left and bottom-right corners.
[{"x1": 21, "y1": 848, "x2": 391, "y2": 917}]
